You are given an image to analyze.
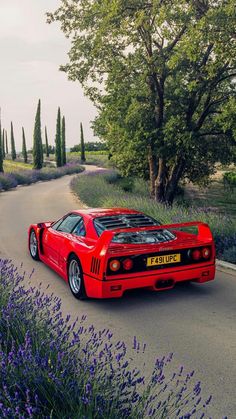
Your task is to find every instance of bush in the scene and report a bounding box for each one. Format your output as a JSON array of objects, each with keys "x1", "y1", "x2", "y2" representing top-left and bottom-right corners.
[
  {"x1": 104, "y1": 172, "x2": 134, "y2": 192},
  {"x1": 0, "y1": 259, "x2": 212, "y2": 418},
  {"x1": 0, "y1": 164, "x2": 84, "y2": 192},
  {"x1": 12, "y1": 172, "x2": 33, "y2": 185},
  {"x1": 223, "y1": 172, "x2": 236, "y2": 190},
  {"x1": 0, "y1": 174, "x2": 18, "y2": 190},
  {"x1": 221, "y1": 246, "x2": 236, "y2": 264}
]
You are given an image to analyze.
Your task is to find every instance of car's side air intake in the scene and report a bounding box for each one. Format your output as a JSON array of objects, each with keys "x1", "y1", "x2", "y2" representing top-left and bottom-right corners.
[{"x1": 91, "y1": 257, "x2": 101, "y2": 275}]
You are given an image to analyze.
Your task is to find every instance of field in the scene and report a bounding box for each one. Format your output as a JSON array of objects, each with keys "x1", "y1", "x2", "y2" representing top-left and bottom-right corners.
[
  {"x1": 3, "y1": 160, "x2": 33, "y2": 172},
  {"x1": 184, "y1": 181, "x2": 236, "y2": 219},
  {"x1": 67, "y1": 151, "x2": 112, "y2": 168}
]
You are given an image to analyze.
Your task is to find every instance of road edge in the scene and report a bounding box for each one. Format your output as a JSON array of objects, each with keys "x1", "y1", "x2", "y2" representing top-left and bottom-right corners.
[{"x1": 216, "y1": 259, "x2": 236, "y2": 273}]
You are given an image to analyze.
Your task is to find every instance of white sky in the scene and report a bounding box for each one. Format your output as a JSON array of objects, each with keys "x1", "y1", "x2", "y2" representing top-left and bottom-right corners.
[{"x1": 0, "y1": 0, "x2": 98, "y2": 151}]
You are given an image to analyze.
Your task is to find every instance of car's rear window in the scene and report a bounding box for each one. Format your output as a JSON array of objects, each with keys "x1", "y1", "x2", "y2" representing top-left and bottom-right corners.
[
  {"x1": 94, "y1": 213, "x2": 160, "y2": 235},
  {"x1": 94, "y1": 213, "x2": 176, "y2": 244}
]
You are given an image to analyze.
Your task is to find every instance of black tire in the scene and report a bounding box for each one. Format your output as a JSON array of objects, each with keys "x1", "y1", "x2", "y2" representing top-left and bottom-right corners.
[
  {"x1": 67, "y1": 255, "x2": 87, "y2": 300},
  {"x1": 29, "y1": 229, "x2": 40, "y2": 261}
]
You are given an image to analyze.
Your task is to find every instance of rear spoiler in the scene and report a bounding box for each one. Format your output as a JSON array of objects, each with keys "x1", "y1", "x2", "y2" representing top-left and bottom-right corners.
[{"x1": 94, "y1": 221, "x2": 213, "y2": 257}]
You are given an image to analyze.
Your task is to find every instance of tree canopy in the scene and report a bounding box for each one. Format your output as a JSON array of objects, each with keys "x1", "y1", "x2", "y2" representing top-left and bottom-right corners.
[{"x1": 48, "y1": 0, "x2": 236, "y2": 203}]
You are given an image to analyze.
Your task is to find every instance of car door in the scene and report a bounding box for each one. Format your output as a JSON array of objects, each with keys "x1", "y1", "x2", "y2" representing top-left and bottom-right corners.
[
  {"x1": 58, "y1": 216, "x2": 87, "y2": 269},
  {"x1": 43, "y1": 213, "x2": 83, "y2": 266}
]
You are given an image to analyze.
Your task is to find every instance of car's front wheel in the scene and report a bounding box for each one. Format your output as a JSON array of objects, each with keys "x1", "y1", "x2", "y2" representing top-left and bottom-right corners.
[
  {"x1": 29, "y1": 229, "x2": 40, "y2": 261},
  {"x1": 68, "y1": 256, "x2": 87, "y2": 300}
]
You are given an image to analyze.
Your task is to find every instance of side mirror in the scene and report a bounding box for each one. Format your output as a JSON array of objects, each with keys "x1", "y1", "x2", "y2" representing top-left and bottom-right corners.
[{"x1": 37, "y1": 222, "x2": 54, "y2": 228}]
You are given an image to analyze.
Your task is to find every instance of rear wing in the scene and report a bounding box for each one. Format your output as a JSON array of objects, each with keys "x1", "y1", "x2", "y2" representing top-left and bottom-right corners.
[{"x1": 94, "y1": 221, "x2": 213, "y2": 257}]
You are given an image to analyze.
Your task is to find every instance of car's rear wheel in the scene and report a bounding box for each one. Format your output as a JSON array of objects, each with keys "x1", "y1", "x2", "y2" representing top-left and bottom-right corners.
[
  {"x1": 68, "y1": 255, "x2": 87, "y2": 300},
  {"x1": 29, "y1": 229, "x2": 40, "y2": 261}
]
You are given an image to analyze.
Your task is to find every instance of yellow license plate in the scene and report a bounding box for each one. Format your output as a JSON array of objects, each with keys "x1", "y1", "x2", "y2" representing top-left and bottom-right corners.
[{"x1": 147, "y1": 253, "x2": 181, "y2": 267}]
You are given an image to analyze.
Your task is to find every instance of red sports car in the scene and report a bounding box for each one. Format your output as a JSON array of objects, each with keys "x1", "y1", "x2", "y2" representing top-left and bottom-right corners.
[{"x1": 28, "y1": 208, "x2": 215, "y2": 299}]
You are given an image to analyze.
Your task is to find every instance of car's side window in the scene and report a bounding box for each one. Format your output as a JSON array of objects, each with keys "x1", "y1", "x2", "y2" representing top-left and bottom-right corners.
[
  {"x1": 53, "y1": 214, "x2": 82, "y2": 234},
  {"x1": 71, "y1": 218, "x2": 86, "y2": 237},
  {"x1": 51, "y1": 218, "x2": 64, "y2": 230}
]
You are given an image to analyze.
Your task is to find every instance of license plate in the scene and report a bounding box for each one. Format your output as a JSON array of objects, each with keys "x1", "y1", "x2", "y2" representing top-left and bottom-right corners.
[{"x1": 146, "y1": 253, "x2": 181, "y2": 267}]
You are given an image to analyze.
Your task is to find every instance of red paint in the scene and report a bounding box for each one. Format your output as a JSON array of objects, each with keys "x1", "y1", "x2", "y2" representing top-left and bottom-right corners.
[{"x1": 28, "y1": 208, "x2": 216, "y2": 299}]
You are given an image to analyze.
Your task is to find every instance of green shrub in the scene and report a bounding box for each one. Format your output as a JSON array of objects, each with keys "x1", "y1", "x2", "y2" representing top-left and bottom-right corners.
[
  {"x1": 0, "y1": 174, "x2": 18, "y2": 190},
  {"x1": 223, "y1": 172, "x2": 236, "y2": 190},
  {"x1": 221, "y1": 246, "x2": 236, "y2": 264}
]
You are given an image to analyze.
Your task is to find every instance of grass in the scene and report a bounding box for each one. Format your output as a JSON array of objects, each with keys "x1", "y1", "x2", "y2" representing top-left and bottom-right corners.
[
  {"x1": 3, "y1": 160, "x2": 33, "y2": 172},
  {"x1": 183, "y1": 181, "x2": 236, "y2": 219},
  {"x1": 71, "y1": 171, "x2": 236, "y2": 263},
  {"x1": 67, "y1": 152, "x2": 114, "y2": 168},
  {"x1": 0, "y1": 259, "x2": 212, "y2": 418}
]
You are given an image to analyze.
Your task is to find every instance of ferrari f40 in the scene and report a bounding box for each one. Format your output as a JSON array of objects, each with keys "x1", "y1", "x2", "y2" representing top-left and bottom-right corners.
[{"x1": 28, "y1": 208, "x2": 215, "y2": 299}]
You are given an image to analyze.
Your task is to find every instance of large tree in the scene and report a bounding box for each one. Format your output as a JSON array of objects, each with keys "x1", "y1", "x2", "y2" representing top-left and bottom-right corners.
[
  {"x1": 55, "y1": 107, "x2": 62, "y2": 167},
  {"x1": 61, "y1": 116, "x2": 66, "y2": 165},
  {"x1": 33, "y1": 100, "x2": 43, "y2": 169},
  {"x1": 22, "y1": 127, "x2": 28, "y2": 164},
  {"x1": 48, "y1": 0, "x2": 236, "y2": 204},
  {"x1": 10, "y1": 122, "x2": 16, "y2": 161}
]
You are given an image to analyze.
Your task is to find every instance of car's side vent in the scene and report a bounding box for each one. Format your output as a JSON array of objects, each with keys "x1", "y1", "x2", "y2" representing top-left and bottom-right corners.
[{"x1": 91, "y1": 257, "x2": 101, "y2": 275}]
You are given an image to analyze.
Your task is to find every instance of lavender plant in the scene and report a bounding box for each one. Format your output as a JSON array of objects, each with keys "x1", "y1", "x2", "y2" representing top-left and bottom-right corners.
[
  {"x1": 0, "y1": 259, "x2": 212, "y2": 418},
  {"x1": 0, "y1": 163, "x2": 84, "y2": 192}
]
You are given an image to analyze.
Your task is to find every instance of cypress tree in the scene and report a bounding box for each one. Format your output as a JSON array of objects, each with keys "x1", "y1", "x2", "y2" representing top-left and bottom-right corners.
[
  {"x1": 2, "y1": 129, "x2": 5, "y2": 159},
  {"x1": 22, "y1": 127, "x2": 27, "y2": 163},
  {"x1": 80, "y1": 122, "x2": 86, "y2": 162},
  {"x1": 11, "y1": 122, "x2": 16, "y2": 161},
  {"x1": 45, "y1": 126, "x2": 49, "y2": 157},
  {"x1": 0, "y1": 121, "x2": 3, "y2": 173},
  {"x1": 61, "y1": 116, "x2": 66, "y2": 166},
  {"x1": 55, "y1": 107, "x2": 62, "y2": 167},
  {"x1": 5, "y1": 131, "x2": 8, "y2": 155},
  {"x1": 33, "y1": 99, "x2": 43, "y2": 169}
]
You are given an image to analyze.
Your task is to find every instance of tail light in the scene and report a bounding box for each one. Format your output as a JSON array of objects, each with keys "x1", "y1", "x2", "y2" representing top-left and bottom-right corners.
[
  {"x1": 191, "y1": 249, "x2": 202, "y2": 261},
  {"x1": 109, "y1": 259, "x2": 121, "y2": 272},
  {"x1": 202, "y1": 247, "x2": 211, "y2": 259},
  {"x1": 122, "y1": 258, "x2": 133, "y2": 271},
  {"x1": 189, "y1": 247, "x2": 211, "y2": 262}
]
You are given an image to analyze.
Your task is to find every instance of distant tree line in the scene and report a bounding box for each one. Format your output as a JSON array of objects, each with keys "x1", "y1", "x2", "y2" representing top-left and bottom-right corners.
[
  {"x1": 0, "y1": 98, "x2": 99, "y2": 173},
  {"x1": 0, "y1": 100, "x2": 67, "y2": 172},
  {"x1": 70, "y1": 141, "x2": 108, "y2": 153}
]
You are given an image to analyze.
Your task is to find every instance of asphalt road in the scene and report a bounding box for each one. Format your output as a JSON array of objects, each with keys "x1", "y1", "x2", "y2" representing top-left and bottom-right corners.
[{"x1": 0, "y1": 165, "x2": 235, "y2": 418}]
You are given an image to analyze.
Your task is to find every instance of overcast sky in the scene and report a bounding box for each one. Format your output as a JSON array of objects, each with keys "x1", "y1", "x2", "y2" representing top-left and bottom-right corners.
[{"x1": 0, "y1": 0, "x2": 98, "y2": 151}]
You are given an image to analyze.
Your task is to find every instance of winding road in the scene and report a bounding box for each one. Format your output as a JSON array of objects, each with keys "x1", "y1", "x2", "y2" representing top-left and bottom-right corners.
[{"x1": 0, "y1": 165, "x2": 235, "y2": 418}]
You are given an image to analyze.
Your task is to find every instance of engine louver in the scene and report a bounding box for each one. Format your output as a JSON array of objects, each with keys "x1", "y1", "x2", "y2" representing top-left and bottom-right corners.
[{"x1": 91, "y1": 257, "x2": 101, "y2": 275}]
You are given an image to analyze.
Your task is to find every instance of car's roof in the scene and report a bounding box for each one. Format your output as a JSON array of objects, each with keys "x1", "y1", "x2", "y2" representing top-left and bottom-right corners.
[{"x1": 72, "y1": 208, "x2": 141, "y2": 219}]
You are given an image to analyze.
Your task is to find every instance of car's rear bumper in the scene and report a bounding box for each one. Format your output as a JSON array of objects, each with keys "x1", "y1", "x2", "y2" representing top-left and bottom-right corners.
[{"x1": 84, "y1": 263, "x2": 216, "y2": 298}]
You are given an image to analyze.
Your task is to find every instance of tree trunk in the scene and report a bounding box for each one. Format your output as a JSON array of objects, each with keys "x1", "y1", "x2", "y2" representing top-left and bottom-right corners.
[
  {"x1": 148, "y1": 145, "x2": 158, "y2": 199},
  {"x1": 154, "y1": 158, "x2": 167, "y2": 202},
  {"x1": 165, "y1": 158, "x2": 185, "y2": 205}
]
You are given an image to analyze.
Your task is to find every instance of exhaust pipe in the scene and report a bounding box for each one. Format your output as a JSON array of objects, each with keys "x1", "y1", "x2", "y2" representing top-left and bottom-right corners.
[{"x1": 155, "y1": 279, "x2": 174, "y2": 290}]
